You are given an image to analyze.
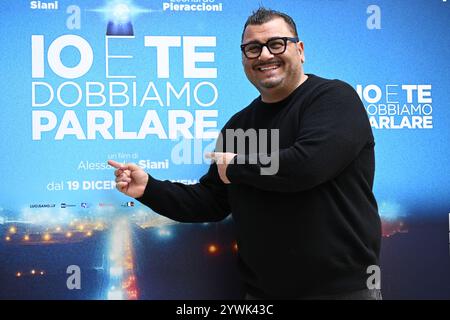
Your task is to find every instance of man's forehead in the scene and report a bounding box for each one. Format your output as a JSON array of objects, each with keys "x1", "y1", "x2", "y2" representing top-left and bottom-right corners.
[{"x1": 243, "y1": 18, "x2": 294, "y2": 42}]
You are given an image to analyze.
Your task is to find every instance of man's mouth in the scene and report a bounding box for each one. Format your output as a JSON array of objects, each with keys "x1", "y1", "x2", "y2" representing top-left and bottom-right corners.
[{"x1": 255, "y1": 63, "x2": 281, "y2": 72}]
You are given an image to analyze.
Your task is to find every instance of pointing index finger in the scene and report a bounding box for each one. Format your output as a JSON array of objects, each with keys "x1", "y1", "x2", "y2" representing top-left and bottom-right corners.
[
  {"x1": 108, "y1": 159, "x2": 125, "y2": 170},
  {"x1": 205, "y1": 152, "x2": 215, "y2": 160}
]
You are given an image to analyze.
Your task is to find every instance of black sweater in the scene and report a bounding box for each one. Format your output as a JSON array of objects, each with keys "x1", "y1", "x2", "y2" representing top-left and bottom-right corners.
[{"x1": 137, "y1": 74, "x2": 381, "y2": 298}]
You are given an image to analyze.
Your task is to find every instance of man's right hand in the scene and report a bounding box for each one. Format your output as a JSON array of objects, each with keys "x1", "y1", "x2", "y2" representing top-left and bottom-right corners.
[{"x1": 108, "y1": 160, "x2": 148, "y2": 198}]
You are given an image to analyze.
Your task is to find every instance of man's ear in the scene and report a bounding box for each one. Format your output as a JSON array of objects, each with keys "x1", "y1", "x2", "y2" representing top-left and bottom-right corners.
[{"x1": 297, "y1": 41, "x2": 305, "y2": 64}]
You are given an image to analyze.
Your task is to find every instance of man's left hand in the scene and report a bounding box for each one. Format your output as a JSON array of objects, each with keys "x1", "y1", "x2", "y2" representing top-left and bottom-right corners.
[{"x1": 205, "y1": 152, "x2": 237, "y2": 184}]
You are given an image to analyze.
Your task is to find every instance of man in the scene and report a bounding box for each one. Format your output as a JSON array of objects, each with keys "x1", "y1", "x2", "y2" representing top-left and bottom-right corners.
[{"x1": 108, "y1": 7, "x2": 382, "y2": 300}]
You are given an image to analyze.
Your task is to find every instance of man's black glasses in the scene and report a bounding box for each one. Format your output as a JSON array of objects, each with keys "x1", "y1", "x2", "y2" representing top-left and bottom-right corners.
[{"x1": 240, "y1": 37, "x2": 299, "y2": 59}]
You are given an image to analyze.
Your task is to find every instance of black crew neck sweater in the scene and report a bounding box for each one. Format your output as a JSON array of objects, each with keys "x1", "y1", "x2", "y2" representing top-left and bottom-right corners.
[{"x1": 137, "y1": 74, "x2": 381, "y2": 298}]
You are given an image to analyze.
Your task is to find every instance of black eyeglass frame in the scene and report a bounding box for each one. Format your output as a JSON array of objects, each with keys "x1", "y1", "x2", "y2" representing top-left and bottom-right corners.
[{"x1": 240, "y1": 36, "x2": 299, "y2": 59}]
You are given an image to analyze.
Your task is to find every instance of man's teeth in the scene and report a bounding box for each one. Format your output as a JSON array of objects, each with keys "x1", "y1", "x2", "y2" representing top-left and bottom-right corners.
[{"x1": 259, "y1": 65, "x2": 279, "y2": 71}]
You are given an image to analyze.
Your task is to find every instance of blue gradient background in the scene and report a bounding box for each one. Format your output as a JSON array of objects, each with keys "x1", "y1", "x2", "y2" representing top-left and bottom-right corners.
[{"x1": 0, "y1": 1, "x2": 449, "y2": 221}]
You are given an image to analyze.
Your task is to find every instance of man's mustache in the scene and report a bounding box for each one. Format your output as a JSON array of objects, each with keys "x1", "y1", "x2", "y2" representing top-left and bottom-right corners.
[{"x1": 253, "y1": 59, "x2": 283, "y2": 69}]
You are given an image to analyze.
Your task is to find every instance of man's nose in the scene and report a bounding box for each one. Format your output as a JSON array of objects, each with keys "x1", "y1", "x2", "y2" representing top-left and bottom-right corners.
[{"x1": 258, "y1": 45, "x2": 274, "y2": 60}]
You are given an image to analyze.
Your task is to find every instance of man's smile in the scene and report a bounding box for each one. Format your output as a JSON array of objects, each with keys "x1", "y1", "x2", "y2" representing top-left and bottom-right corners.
[{"x1": 254, "y1": 62, "x2": 282, "y2": 73}]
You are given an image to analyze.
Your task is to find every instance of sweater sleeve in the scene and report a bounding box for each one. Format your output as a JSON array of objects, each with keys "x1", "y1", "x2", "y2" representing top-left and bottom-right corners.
[
  {"x1": 136, "y1": 163, "x2": 231, "y2": 223},
  {"x1": 226, "y1": 82, "x2": 373, "y2": 193}
]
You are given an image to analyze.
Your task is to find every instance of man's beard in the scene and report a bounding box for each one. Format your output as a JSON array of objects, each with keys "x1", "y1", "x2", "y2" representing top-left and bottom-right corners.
[{"x1": 259, "y1": 76, "x2": 283, "y2": 89}]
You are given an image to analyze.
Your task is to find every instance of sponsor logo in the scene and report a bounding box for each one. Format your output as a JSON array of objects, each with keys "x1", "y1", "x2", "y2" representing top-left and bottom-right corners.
[
  {"x1": 121, "y1": 202, "x2": 135, "y2": 207},
  {"x1": 61, "y1": 203, "x2": 76, "y2": 208},
  {"x1": 98, "y1": 202, "x2": 114, "y2": 208},
  {"x1": 30, "y1": 203, "x2": 56, "y2": 208},
  {"x1": 81, "y1": 202, "x2": 90, "y2": 208}
]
